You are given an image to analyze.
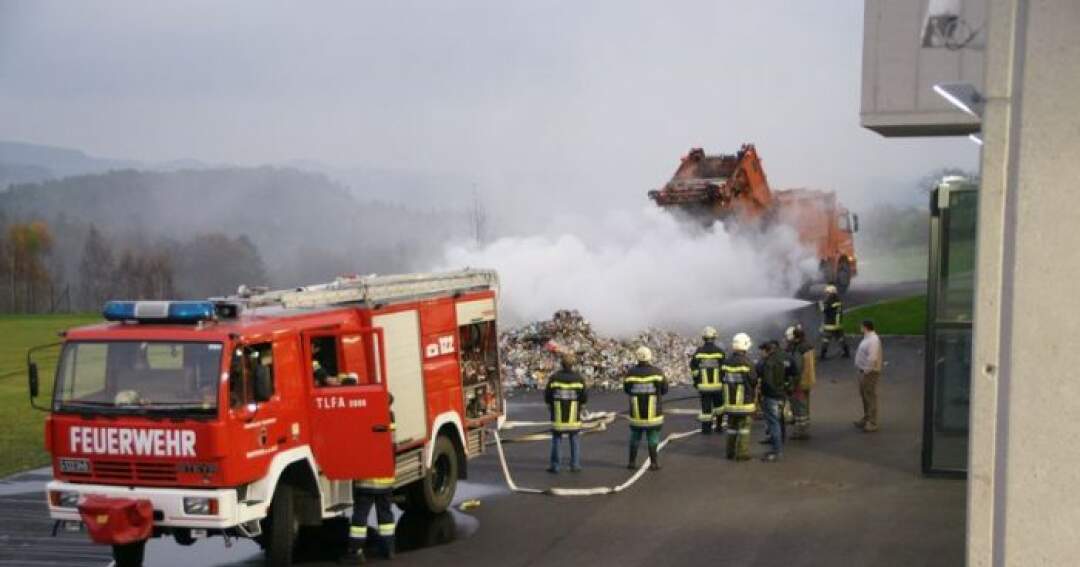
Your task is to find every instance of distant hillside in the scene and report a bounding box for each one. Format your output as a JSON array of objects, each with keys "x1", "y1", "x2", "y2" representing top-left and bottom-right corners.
[
  {"x1": 0, "y1": 141, "x2": 139, "y2": 185},
  {"x1": 0, "y1": 167, "x2": 470, "y2": 289}
]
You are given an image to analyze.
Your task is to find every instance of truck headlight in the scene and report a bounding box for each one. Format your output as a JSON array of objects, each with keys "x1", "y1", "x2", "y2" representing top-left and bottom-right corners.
[
  {"x1": 49, "y1": 490, "x2": 81, "y2": 508},
  {"x1": 183, "y1": 497, "x2": 219, "y2": 515}
]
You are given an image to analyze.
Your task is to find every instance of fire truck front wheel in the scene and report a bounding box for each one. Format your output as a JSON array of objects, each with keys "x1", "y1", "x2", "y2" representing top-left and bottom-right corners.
[
  {"x1": 405, "y1": 435, "x2": 459, "y2": 514},
  {"x1": 111, "y1": 540, "x2": 146, "y2": 567},
  {"x1": 262, "y1": 483, "x2": 298, "y2": 567}
]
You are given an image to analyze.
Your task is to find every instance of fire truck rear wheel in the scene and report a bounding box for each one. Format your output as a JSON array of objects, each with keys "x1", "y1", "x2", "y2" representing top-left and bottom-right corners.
[
  {"x1": 263, "y1": 483, "x2": 298, "y2": 567},
  {"x1": 111, "y1": 539, "x2": 146, "y2": 567},
  {"x1": 406, "y1": 435, "x2": 459, "y2": 514}
]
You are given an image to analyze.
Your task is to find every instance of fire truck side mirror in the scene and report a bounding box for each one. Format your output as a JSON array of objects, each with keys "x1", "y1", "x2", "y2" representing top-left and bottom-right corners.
[
  {"x1": 28, "y1": 362, "x2": 39, "y2": 399},
  {"x1": 253, "y1": 366, "x2": 273, "y2": 403}
]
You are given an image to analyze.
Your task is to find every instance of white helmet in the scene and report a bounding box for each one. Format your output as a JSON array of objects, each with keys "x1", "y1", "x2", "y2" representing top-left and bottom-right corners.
[
  {"x1": 635, "y1": 346, "x2": 653, "y2": 363},
  {"x1": 824, "y1": 284, "x2": 838, "y2": 295},
  {"x1": 732, "y1": 333, "x2": 752, "y2": 352},
  {"x1": 702, "y1": 326, "x2": 718, "y2": 340},
  {"x1": 784, "y1": 326, "x2": 797, "y2": 341}
]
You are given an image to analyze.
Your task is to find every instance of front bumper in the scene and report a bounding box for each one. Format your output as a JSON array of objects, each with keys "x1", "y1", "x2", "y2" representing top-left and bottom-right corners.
[{"x1": 46, "y1": 480, "x2": 246, "y2": 529}]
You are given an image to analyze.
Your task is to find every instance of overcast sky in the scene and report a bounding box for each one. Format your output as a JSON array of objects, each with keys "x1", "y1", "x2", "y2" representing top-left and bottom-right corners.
[{"x1": 0, "y1": 1, "x2": 978, "y2": 216}]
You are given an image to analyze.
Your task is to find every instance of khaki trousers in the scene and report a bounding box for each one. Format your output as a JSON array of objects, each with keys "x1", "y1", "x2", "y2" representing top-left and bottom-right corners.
[{"x1": 857, "y1": 370, "x2": 880, "y2": 427}]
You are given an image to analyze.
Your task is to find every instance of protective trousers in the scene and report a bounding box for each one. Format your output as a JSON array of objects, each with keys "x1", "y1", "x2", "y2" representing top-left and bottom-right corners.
[
  {"x1": 725, "y1": 415, "x2": 752, "y2": 461},
  {"x1": 628, "y1": 427, "x2": 661, "y2": 468},
  {"x1": 549, "y1": 431, "x2": 581, "y2": 471},
  {"x1": 351, "y1": 487, "x2": 395, "y2": 558},
  {"x1": 697, "y1": 391, "x2": 724, "y2": 434},
  {"x1": 820, "y1": 329, "x2": 850, "y2": 358},
  {"x1": 791, "y1": 389, "x2": 811, "y2": 439}
]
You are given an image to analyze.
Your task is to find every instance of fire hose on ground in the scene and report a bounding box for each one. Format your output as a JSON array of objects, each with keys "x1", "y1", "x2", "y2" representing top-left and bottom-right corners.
[{"x1": 491, "y1": 395, "x2": 705, "y2": 496}]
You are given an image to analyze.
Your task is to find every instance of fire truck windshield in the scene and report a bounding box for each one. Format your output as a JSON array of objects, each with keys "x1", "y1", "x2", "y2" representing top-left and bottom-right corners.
[{"x1": 53, "y1": 341, "x2": 223, "y2": 415}]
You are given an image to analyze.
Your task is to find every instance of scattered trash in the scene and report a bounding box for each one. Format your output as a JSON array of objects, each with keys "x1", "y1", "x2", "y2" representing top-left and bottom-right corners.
[
  {"x1": 500, "y1": 309, "x2": 696, "y2": 391},
  {"x1": 459, "y1": 499, "x2": 482, "y2": 511}
]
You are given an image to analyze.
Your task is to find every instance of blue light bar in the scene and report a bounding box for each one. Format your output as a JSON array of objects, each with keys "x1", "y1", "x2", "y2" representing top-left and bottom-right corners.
[{"x1": 103, "y1": 301, "x2": 217, "y2": 323}]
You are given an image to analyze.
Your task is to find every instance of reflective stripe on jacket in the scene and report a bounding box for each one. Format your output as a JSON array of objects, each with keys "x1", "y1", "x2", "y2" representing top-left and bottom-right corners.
[
  {"x1": 722, "y1": 353, "x2": 758, "y2": 415},
  {"x1": 624, "y1": 363, "x2": 668, "y2": 429},
  {"x1": 690, "y1": 342, "x2": 726, "y2": 392},
  {"x1": 822, "y1": 295, "x2": 843, "y2": 330},
  {"x1": 545, "y1": 369, "x2": 588, "y2": 432}
]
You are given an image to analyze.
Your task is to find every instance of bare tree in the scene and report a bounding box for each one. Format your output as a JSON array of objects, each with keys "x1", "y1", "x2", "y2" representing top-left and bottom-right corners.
[{"x1": 78, "y1": 225, "x2": 116, "y2": 309}]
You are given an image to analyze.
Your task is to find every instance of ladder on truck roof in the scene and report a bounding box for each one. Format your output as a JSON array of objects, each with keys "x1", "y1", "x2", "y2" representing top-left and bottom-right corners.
[{"x1": 226, "y1": 269, "x2": 499, "y2": 310}]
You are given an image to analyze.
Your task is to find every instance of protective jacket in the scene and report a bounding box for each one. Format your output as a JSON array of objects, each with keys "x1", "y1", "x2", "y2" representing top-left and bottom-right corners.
[
  {"x1": 822, "y1": 294, "x2": 844, "y2": 331},
  {"x1": 623, "y1": 363, "x2": 668, "y2": 429},
  {"x1": 690, "y1": 341, "x2": 726, "y2": 392},
  {"x1": 545, "y1": 369, "x2": 588, "y2": 432},
  {"x1": 787, "y1": 339, "x2": 816, "y2": 390},
  {"x1": 721, "y1": 352, "x2": 758, "y2": 415},
  {"x1": 356, "y1": 410, "x2": 396, "y2": 491},
  {"x1": 759, "y1": 349, "x2": 791, "y2": 400}
]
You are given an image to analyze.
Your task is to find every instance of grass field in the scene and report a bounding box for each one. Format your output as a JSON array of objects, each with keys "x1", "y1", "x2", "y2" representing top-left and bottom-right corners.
[
  {"x1": 843, "y1": 295, "x2": 927, "y2": 336},
  {"x1": 0, "y1": 314, "x2": 101, "y2": 477}
]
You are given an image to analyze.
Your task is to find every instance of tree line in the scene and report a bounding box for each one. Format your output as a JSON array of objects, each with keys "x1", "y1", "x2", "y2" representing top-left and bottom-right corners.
[{"x1": 0, "y1": 214, "x2": 269, "y2": 314}]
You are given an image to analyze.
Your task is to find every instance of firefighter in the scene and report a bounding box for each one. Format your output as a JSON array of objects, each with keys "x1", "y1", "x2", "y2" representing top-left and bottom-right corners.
[
  {"x1": 545, "y1": 353, "x2": 588, "y2": 473},
  {"x1": 721, "y1": 333, "x2": 758, "y2": 461},
  {"x1": 345, "y1": 397, "x2": 397, "y2": 563},
  {"x1": 690, "y1": 326, "x2": 726, "y2": 434},
  {"x1": 624, "y1": 346, "x2": 669, "y2": 471},
  {"x1": 819, "y1": 284, "x2": 850, "y2": 359},
  {"x1": 785, "y1": 325, "x2": 816, "y2": 440}
]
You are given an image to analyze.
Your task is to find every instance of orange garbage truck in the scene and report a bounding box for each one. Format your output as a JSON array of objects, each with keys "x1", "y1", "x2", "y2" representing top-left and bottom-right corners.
[{"x1": 648, "y1": 144, "x2": 859, "y2": 292}]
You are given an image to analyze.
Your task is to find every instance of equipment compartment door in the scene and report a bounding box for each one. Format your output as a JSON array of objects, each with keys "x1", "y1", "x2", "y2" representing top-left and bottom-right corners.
[{"x1": 306, "y1": 329, "x2": 395, "y2": 480}]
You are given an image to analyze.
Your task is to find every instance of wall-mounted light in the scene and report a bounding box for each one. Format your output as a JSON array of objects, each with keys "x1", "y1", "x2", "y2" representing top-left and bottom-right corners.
[{"x1": 933, "y1": 82, "x2": 985, "y2": 118}]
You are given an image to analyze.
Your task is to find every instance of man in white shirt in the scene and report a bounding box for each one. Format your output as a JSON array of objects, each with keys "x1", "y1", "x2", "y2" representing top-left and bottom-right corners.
[{"x1": 853, "y1": 320, "x2": 883, "y2": 433}]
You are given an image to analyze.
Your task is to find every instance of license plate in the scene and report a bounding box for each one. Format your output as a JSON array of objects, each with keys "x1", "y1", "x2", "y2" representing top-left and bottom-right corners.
[{"x1": 58, "y1": 458, "x2": 90, "y2": 474}]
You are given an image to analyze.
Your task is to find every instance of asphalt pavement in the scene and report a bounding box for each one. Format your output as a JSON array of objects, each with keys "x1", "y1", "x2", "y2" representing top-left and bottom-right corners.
[{"x1": 0, "y1": 336, "x2": 964, "y2": 567}]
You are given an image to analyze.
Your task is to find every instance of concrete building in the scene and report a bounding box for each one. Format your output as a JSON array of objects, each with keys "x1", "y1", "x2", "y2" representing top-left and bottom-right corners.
[{"x1": 862, "y1": 0, "x2": 1080, "y2": 565}]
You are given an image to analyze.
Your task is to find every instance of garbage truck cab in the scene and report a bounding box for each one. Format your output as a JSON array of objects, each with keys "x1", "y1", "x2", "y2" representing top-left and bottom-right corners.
[{"x1": 32, "y1": 270, "x2": 503, "y2": 566}]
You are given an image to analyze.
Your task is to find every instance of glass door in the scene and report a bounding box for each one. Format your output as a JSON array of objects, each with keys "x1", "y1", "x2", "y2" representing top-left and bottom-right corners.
[{"x1": 923, "y1": 178, "x2": 978, "y2": 476}]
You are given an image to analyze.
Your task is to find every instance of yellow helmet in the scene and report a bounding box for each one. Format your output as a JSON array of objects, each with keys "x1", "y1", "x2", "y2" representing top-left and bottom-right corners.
[
  {"x1": 732, "y1": 333, "x2": 752, "y2": 352},
  {"x1": 635, "y1": 346, "x2": 653, "y2": 363},
  {"x1": 702, "y1": 326, "x2": 718, "y2": 340}
]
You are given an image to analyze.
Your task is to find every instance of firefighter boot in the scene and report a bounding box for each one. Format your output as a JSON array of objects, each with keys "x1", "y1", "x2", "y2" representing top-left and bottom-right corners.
[
  {"x1": 627, "y1": 446, "x2": 638, "y2": 469},
  {"x1": 701, "y1": 421, "x2": 712, "y2": 435},
  {"x1": 841, "y1": 341, "x2": 851, "y2": 358},
  {"x1": 343, "y1": 542, "x2": 366, "y2": 564},
  {"x1": 648, "y1": 446, "x2": 661, "y2": 471},
  {"x1": 380, "y1": 536, "x2": 395, "y2": 560}
]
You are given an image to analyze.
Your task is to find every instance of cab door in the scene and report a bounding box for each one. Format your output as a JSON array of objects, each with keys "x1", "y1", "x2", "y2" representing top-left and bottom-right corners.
[{"x1": 305, "y1": 327, "x2": 394, "y2": 480}]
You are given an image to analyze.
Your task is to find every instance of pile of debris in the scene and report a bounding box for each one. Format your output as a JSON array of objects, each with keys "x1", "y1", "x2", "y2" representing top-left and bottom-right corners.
[{"x1": 499, "y1": 309, "x2": 697, "y2": 391}]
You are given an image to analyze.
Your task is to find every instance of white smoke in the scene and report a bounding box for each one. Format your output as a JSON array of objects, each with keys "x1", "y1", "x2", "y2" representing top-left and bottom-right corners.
[{"x1": 440, "y1": 207, "x2": 816, "y2": 336}]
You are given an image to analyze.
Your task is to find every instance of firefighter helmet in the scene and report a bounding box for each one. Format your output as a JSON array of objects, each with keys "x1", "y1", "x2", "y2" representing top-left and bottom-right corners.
[
  {"x1": 785, "y1": 326, "x2": 797, "y2": 341},
  {"x1": 824, "y1": 284, "x2": 838, "y2": 295},
  {"x1": 635, "y1": 346, "x2": 653, "y2": 363},
  {"x1": 732, "y1": 333, "x2": 752, "y2": 352},
  {"x1": 702, "y1": 326, "x2": 718, "y2": 340},
  {"x1": 560, "y1": 352, "x2": 577, "y2": 368}
]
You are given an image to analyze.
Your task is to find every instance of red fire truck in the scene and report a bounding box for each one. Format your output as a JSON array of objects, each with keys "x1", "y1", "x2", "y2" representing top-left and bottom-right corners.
[{"x1": 28, "y1": 270, "x2": 503, "y2": 566}]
